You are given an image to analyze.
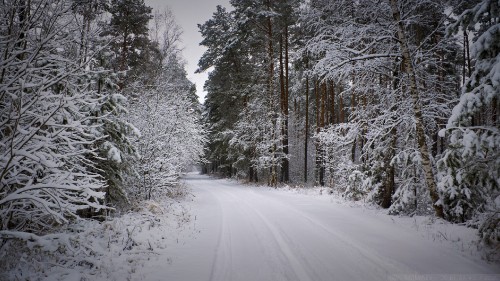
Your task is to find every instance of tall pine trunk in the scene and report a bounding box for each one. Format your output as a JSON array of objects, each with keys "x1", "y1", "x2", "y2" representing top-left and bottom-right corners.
[
  {"x1": 382, "y1": 126, "x2": 397, "y2": 208},
  {"x1": 283, "y1": 24, "x2": 290, "y2": 183},
  {"x1": 329, "y1": 81, "x2": 335, "y2": 125},
  {"x1": 279, "y1": 32, "x2": 289, "y2": 183},
  {"x1": 304, "y1": 77, "x2": 309, "y2": 183},
  {"x1": 267, "y1": 0, "x2": 277, "y2": 187},
  {"x1": 315, "y1": 81, "x2": 325, "y2": 186}
]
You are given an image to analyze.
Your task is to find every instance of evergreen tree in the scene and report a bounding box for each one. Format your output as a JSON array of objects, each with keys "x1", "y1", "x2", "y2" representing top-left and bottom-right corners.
[
  {"x1": 71, "y1": 0, "x2": 139, "y2": 207},
  {"x1": 198, "y1": 5, "x2": 250, "y2": 177},
  {"x1": 200, "y1": 1, "x2": 300, "y2": 184},
  {"x1": 107, "y1": 0, "x2": 153, "y2": 86},
  {"x1": 438, "y1": 0, "x2": 499, "y2": 228}
]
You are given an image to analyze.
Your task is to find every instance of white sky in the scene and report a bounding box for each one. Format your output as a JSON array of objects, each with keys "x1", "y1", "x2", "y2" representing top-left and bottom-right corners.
[{"x1": 145, "y1": 0, "x2": 231, "y2": 103}]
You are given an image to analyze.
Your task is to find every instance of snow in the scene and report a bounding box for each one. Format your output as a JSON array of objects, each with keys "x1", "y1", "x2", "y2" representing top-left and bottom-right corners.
[
  {"x1": 4, "y1": 173, "x2": 499, "y2": 280},
  {"x1": 107, "y1": 146, "x2": 122, "y2": 163},
  {"x1": 140, "y1": 174, "x2": 499, "y2": 281},
  {"x1": 1, "y1": 198, "x2": 193, "y2": 281}
]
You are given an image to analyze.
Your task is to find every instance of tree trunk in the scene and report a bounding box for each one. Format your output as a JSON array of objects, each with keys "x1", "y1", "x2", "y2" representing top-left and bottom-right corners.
[
  {"x1": 329, "y1": 81, "x2": 335, "y2": 125},
  {"x1": 249, "y1": 166, "x2": 254, "y2": 182},
  {"x1": 314, "y1": 81, "x2": 325, "y2": 186},
  {"x1": 462, "y1": 32, "x2": 466, "y2": 85},
  {"x1": 314, "y1": 80, "x2": 323, "y2": 186},
  {"x1": 339, "y1": 92, "x2": 345, "y2": 124},
  {"x1": 315, "y1": 80, "x2": 319, "y2": 133},
  {"x1": 390, "y1": 0, "x2": 444, "y2": 218},
  {"x1": 382, "y1": 126, "x2": 397, "y2": 208},
  {"x1": 351, "y1": 88, "x2": 357, "y2": 161},
  {"x1": 361, "y1": 94, "x2": 367, "y2": 164},
  {"x1": 464, "y1": 30, "x2": 471, "y2": 77},
  {"x1": 279, "y1": 32, "x2": 289, "y2": 183},
  {"x1": 121, "y1": 29, "x2": 128, "y2": 72},
  {"x1": 280, "y1": 35, "x2": 285, "y2": 112},
  {"x1": 305, "y1": 76, "x2": 309, "y2": 183},
  {"x1": 279, "y1": 34, "x2": 285, "y2": 183},
  {"x1": 266, "y1": 0, "x2": 277, "y2": 187},
  {"x1": 320, "y1": 82, "x2": 326, "y2": 128},
  {"x1": 319, "y1": 82, "x2": 326, "y2": 186},
  {"x1": 283, "y1": 24, "x2": 290, "y2": 182}
]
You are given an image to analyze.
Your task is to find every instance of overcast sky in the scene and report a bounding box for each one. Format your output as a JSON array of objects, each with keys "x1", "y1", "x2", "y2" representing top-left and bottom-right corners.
[{"x1": 145, "y1": 0, "x2": 231, "y2": 103}]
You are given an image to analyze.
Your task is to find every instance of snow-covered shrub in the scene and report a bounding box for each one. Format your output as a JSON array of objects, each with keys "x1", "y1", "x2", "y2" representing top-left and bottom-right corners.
[
  {"x1": 345, "y1": 170, "x2": 367, "y2": 201},
  {"x1": 0, "y1": 0, "x2": 106, "y2": 234},
  {"x1": 478, "y1": 209, "x2": 499, "y2": 261},
  {"x1": 129, "y1": 74, "x2": 206, "y2": 201},
  {"x1": 316, "y1": 123, "x2": 362, "y2": 194}
]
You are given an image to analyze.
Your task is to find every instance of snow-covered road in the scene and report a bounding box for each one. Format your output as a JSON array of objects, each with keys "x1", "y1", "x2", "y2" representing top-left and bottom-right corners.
[{"x1": 143, "y1": 173, "x2": 499, "y2": 281}]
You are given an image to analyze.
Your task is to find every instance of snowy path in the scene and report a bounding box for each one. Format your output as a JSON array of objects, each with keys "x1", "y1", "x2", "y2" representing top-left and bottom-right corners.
[{"x1": 142, "y1": 173, "x2": 499, "y2": 281}]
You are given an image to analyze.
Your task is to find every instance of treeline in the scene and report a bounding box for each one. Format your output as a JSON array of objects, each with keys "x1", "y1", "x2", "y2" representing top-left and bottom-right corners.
[
  {"x1": 199, "y1": 0, "x2": 498, "y2": 247},
  {"x1": 0, "y1": 0, "x2": 205, "y2": 237}
]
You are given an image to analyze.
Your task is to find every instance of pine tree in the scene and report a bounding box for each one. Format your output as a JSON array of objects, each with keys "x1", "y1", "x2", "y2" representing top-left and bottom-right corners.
[
  {"x1": 198, "y1": 5, "x2": 246, "y2": 177},
  {"x1": 70, "y1": 0, "x2": 139, "y2": 208},
  {"x1": 107, "y1": 0, "x2": 153, "y2": 86},
  {"x1": 200, "y1": 1, "x2": 300, "y2": 184},
  {"x1": 438, "y1": 0, "x2": 499, "y2": 223}
]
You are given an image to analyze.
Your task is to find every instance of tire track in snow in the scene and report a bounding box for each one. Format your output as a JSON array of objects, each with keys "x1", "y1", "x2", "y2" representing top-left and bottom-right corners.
[
  {"x1": 210, "y1": 181, "x2": 394, "y2": 280},
  {"x1": 243, "y1": 187, "x2": 497, "y2": 276},
  {"x1": 206, "y1": 186, "x2": 233, "y2": 281},
  {"x1": 180, "y1": 175, "x2": 498, "y2": 281},
  {"x1": 244, "y1": 188, "x2": 414, "y2": 276},
  {"x1": 215, "y1": 185, "x2": 316, "y2": 281}
]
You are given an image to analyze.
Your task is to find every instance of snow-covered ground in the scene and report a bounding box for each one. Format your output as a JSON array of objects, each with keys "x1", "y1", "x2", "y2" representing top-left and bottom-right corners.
[
  {"x1": 3, "y1": 173, "x2": 499, "y2": 280},
  {"x1": 141, "y1": 173, "x2": 499, "y2": 281}
]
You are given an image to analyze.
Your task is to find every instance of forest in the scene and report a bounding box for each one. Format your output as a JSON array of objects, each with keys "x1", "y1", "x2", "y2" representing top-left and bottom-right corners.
[
  {"x1": 200, "y1": 0, "x2": 498, "y2": 247},
  {"x1": 0, "y1": 0, "x2": 498, "y2": 278}
]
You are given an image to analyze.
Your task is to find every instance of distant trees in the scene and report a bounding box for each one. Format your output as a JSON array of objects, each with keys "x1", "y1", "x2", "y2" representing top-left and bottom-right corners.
[
  {"x1": 130, "y1": 11, "x2": 205, "y2": 200},
  {"x1": 199, "y1": 0, "x2": 299, "y2": 185}
]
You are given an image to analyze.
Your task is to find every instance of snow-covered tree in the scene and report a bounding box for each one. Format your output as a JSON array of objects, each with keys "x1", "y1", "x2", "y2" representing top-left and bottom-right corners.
[
  {"x1": 68, "y1": 0, "x2": 140, "y2": 208},
  {"x1": 438, "y1": 0, "x2": 499, "y2": 226},
  {"x1": 107, "y1": 0, "x2": 153, "y2": 85},
  {"x1": 300, "y1": 0, "x2": 461, "y2": 216},
  {"x1": 128, "y1": 9, "x2": 206, "y2": 200},
  {"x1": 89, "y1": 92, "x2": 139, "y2": 206},
  {"x1": 0, "y1": 0, "x2": 107, "y2": 234},
  {"x1": 199, "y1": 1, "x2": 299, "y2": 185},
  {"x1": 129, "y1": 75, "x2": 205, "y2": 200},
  {"x1": 198, "y1": 6, "x2": 244, "y2": 177}
]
